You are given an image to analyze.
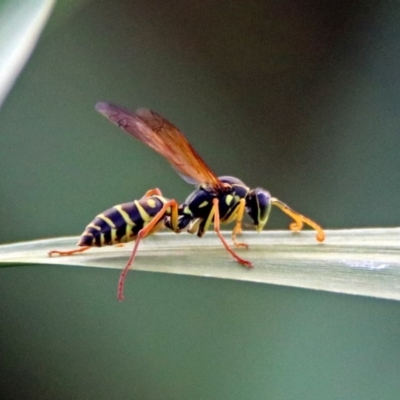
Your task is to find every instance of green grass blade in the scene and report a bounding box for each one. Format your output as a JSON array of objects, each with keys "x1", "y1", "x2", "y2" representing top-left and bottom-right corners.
[{"x1": 0, "y1": 228, "x2": 399, "y2": 301}]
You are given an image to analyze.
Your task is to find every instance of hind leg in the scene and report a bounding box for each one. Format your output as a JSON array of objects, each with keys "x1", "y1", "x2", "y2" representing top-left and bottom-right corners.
[
  {"x1": 140, "y1": 188, "x2": 162, "y2": 199},
  {"x1": 48, "y1": 246, "x2": 91, "y2": 257}
]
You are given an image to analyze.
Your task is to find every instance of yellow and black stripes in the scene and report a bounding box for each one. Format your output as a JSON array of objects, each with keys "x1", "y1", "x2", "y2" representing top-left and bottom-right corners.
[
  {"x1": 48, "y1": 189, "x2": 181, "y2": 302},
  {"x1": 77, "y1": 195, "x2": 171, "y2": 247}
]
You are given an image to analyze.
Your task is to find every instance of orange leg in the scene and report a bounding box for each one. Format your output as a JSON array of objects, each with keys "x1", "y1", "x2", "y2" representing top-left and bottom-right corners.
[
  {"x1": 48, "y1": 246, "x2": 91, "y2": 257},
  {"x1": 117, "y1": 199, "x2": 179, "y2": 301},
  {"x1": 212, "y1": 198, "x2": 253, "y2": 268},
  {"x1": 271, "y1": 198, "x2": 325, "y2": 242},
  {"x1": 140, "y1": 188, "x2": 162, "y2": 199}
]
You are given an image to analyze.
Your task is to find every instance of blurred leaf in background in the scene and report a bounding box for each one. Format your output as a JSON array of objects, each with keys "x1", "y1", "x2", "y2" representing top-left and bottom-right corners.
[{"x1": 0, "y1": 0, "x2": 54, "y2": 107}]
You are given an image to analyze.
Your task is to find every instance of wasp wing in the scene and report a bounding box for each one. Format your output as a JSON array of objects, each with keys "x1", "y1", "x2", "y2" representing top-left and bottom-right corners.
[{"x1": 96, "y1": 102, "x2": 222, "y2": 188}]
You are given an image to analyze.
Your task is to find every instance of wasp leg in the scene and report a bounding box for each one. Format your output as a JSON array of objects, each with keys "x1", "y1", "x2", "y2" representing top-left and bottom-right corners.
[
  {"x1": 140, "y1": 188, "x2": 162, "y2": 199},
  {"x1": 231, "y1": 198, "x2": 248, "y2": 249},
  {"x1": 209, "y1": 198, "x2": 253, "y2": 268},
  {"x1": 271, "y1": 198, "x2": 325, "y2": 242},
  {"x1": 117, "y1": 199, "x2": 179, "y2": 301},
  {"x1": 48, "y1": 246, "x2": 91, "y2": 257}
]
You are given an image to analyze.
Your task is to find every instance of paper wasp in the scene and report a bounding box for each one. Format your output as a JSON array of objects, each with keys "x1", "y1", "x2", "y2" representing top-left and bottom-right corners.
[{"x1": 49, "y1": 102, "x2": 325, "y2": 301}]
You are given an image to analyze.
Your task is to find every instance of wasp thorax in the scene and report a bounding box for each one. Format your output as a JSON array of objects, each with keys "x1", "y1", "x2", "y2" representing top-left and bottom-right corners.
[{"x1": 246, "y1": 188, "x2": 272, "y2": 231}]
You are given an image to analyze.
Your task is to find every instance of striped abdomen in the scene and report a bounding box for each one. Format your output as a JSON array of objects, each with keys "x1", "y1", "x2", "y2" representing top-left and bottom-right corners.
[{"x1": 77, "y1": 195, "x2": 169, "y2": 247}]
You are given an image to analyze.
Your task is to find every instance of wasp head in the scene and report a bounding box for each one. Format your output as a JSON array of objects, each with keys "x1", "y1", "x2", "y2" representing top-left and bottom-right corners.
[{"x1": 245, "y1": 188, "x2": 272, "y2": 232}]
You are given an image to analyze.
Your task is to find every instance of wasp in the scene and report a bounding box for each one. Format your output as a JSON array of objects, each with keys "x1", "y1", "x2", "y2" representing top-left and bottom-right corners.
[
  {"x1": 49, "y1": 102, "x2": 325, "y2": 301},
  {"x1": 49, "y1": 188, "x2": 179, "y2": 301},
  {"x1": 95, "y1": 104, "x2": 325, "y2": 264}
]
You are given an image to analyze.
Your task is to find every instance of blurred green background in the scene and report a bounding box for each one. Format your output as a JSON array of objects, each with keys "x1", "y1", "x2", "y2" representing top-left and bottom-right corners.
[
  {"x1": 1, "y1": 0, "x2": 399, "y2": 244},
  {"x1": 1, "y1": 1, "x2": 400, "y2": 399}
]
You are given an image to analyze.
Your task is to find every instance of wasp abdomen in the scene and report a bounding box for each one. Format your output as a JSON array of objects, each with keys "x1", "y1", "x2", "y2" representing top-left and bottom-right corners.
[{"x1": 77, "y1": 196, "x2": 167, "y2": 247}]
